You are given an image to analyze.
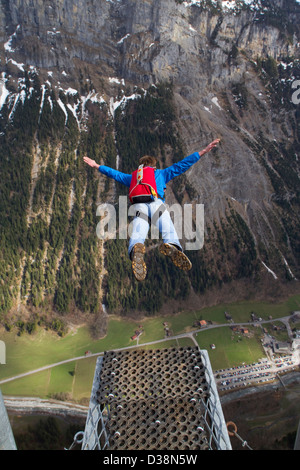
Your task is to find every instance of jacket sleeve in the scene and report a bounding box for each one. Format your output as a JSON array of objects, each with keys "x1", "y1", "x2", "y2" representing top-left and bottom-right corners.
[
  {"x1": 161, "y1": 152, "x2": 201, "y2": 183},
  {"x1": 98, "y1": 165, "x2": 132, "y2": 187}
]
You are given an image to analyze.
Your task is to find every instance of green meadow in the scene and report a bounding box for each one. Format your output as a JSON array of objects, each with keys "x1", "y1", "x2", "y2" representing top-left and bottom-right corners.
[
  {"x1": 195, "y1": 326, "x2": 265, "y2": 370},
  {"x1": 0, "y1": 294, "x2": 299, "y2": 401}
]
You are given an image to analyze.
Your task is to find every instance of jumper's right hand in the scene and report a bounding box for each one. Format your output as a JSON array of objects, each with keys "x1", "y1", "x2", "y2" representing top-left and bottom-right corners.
[{"x1": 83, "y1": 156, "x2": 99, "y2": 168}]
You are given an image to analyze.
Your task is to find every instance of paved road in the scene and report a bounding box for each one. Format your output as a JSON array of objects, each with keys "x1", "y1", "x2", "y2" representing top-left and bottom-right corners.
[{"x1": 0, "y1": 314, "x2": 295, "y2": 386}]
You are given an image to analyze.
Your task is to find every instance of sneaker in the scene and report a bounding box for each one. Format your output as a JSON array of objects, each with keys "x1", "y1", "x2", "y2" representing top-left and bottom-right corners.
[
  {"x1": 131, "y1": 243, "x2": 147, "y2": 281},
  {"x1": 159, "y1": 243, "x2": 192, "y2": 271}
]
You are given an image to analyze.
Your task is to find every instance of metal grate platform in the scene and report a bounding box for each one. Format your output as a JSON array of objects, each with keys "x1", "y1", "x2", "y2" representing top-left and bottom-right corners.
[{"x1": 81, "y1": 347, "x2": 231, "y2": 450}]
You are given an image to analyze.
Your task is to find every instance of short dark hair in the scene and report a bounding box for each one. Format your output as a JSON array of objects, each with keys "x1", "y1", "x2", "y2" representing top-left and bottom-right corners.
[{"x1": 139, "y1": 155, "x2": 157, "y2": 167}]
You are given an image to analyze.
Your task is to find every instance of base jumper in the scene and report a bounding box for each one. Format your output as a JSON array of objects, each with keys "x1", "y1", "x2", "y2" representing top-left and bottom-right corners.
[{"x1": 84, "y1": 139, "x2": 220, "y2": 281}]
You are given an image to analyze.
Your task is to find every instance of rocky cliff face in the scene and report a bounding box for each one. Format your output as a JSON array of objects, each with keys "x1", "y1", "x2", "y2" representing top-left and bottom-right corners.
[{"x1": 0, "y1": 0, "x2": 299, "y2": 318}]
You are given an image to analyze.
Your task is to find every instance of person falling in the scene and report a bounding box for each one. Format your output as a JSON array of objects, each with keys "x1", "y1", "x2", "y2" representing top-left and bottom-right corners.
[{"x1": 84, "y1": 138, "x2": 220, "y2": 281}]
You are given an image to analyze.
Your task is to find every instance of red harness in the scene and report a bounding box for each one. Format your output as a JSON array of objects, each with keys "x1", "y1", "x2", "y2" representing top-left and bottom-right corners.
[{"x1": 129, "y1": 165, "x2": 158, "y2": 204}]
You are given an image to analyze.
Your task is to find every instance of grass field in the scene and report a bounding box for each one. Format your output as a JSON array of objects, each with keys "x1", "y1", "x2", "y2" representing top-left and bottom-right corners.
[
  {"x1": 0, "y1": 294, "x2": 299, "y2": 401},
  {"x1": 195, "y1": 326, "x2": 265, "y2": 370}
]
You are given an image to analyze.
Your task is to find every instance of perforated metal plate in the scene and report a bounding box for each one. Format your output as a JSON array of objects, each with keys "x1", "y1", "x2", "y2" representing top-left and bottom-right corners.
[
  {"x1": 82, "y1": 346, "x2": 231, "y2": 450},
  {"x1": 97, "y1": 347, "x2": 210, "y2": 450},
  {"x1": 83, "y1": 347, "x2": 229, "y2": 450},
  {"x1": 97, "y1": 348, "x2": 209, "y2": 402}
]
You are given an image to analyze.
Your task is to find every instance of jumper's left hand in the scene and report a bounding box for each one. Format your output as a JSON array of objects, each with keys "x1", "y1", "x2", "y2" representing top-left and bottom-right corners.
[{"x1": 201, "y1": 139, "x2": 220, "y2": 155}]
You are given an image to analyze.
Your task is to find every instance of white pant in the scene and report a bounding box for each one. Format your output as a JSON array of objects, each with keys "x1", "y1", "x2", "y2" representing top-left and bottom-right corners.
[{"x1": 128, "y1": 199, "x2": 182, "y2": 257}]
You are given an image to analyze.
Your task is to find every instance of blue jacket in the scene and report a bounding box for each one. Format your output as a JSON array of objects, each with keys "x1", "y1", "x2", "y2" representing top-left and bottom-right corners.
[{"x1": 98, "y1": 152, "x2": 201, "y2": 201}]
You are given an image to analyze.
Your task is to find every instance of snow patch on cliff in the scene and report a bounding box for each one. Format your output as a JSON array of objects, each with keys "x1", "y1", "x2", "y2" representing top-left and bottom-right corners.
[
  {"x1": 0, "y1": 74, "x2": 10, "y2": 111},
  {"x1": 183, "y1": 0, "x2": 262, "y2": 11}
]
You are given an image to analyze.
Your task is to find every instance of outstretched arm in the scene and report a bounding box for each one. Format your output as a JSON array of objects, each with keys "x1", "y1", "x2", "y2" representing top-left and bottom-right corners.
[
  {"x1": 162, "y1": 138, "x2": 220, "y2": 183},
  {"x1": 83, "y1": 156, "x2": 132, "y2": 187}
]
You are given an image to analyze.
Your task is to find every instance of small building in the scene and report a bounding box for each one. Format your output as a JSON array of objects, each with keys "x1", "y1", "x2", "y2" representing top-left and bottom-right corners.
[
  {"x1": 131, "y1": 329, "x2": 143, "y2": 341},
  {"x1": 200, "y1": 320, "x2": 207, "y2": 327},
  {"x1": 273, "y1": 341, "x2": 292, "y2": 354},
  {"x1": 224, "y1": 312, "x2": 232, "y2": 321}
]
